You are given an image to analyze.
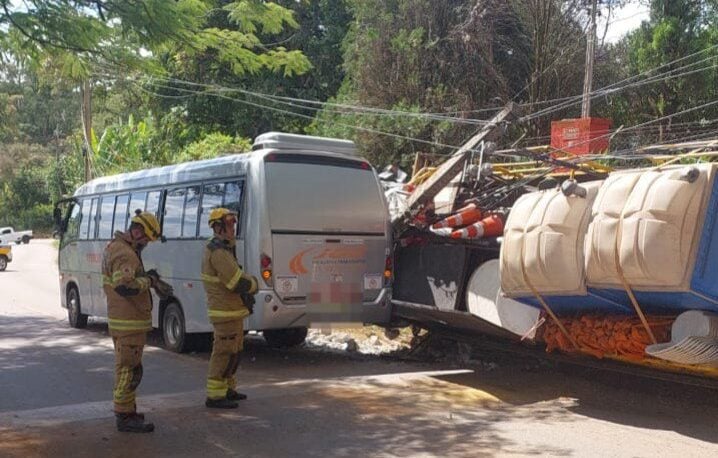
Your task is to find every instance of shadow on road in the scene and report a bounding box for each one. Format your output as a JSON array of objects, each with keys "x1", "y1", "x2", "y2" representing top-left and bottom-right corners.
[
  {"x1": 3, "y1": 313, "x2": 718, "y2": 456},
  {"x1": 434, "y1": 359, "x2": 718, "y2": 445}
]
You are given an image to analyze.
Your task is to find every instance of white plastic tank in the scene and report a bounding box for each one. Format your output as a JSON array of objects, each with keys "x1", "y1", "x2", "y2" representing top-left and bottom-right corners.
[
  {"x1": 466, "y1": 259, "x2": 541, "y2": 339},
  {"x1": 500, "y1": 180, "x2": 602, "y2": 297},
  {"x1": 585, "y1": 164, "x2": 715, "y2": 291}
]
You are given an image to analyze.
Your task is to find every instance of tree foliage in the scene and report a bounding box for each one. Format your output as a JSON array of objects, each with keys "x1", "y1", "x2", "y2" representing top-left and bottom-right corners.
[
  {"x1": 596, "y1": 0, "x2": 718, "y2": 147},
  {"x1": 2, "y1": 1, "x2": 718, "y2": 231},
  {"x1": 0, "y1": 1, "x2": 311, "y2": 80},
  {"x1": 311, "y1": 0, "x2": 584, "y2": 165}
]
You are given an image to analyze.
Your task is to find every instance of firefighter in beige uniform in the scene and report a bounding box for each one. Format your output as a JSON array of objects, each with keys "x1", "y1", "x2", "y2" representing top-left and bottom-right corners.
[
  {"x1": 102, "y1": 211, "x2": 167, "y2": 433},
  {"x1": 202, "y1": 208, "x2": 258, "y2": 409}
]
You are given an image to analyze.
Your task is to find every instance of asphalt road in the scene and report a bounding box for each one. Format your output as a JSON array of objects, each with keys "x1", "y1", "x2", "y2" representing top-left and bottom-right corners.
[{"x1": 1, "y1": 240, "x2": 718, "y2": 457}]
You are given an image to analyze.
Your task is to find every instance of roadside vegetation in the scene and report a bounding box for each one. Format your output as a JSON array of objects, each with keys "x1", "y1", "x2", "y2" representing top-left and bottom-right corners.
[{"x1": 1, "y1": 0, "x2": 717, "y2": 232}]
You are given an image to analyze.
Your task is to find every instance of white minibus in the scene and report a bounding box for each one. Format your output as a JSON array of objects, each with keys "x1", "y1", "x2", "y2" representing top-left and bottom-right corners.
[{"x1": 55, "y1": 132, "x2": 392, "y2": 351}]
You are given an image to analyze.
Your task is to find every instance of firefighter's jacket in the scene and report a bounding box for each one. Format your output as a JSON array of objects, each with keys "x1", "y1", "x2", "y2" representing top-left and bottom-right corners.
[
  {"x1": 201, "y1": 237, "x2": 258, "y2": 325},
  {"x1": 102, "y1": 231, "x2": 152, "y2": 337}
]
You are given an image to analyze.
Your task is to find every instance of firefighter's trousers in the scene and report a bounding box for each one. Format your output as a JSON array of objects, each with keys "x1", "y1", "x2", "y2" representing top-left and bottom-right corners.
[
  {"x1": 207, "y1": 320, "x2": 244, "y2": 400},
  {"x1": 112, "y1": 333, "x2": 146, "y2": 413}
]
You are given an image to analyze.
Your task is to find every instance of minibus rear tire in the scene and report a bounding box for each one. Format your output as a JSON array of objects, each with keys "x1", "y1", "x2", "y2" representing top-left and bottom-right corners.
[{"x1": 263, "y1": 327, "x2": 308, "y2": 348}]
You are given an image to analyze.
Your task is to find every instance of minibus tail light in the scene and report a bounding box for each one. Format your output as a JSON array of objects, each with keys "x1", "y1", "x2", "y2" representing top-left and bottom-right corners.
[
  {"x1": 261, "y1": 253, "x2": 273, "y2": 286},
  {"x1": 384, "y1": 255, "x2": 392, "y2": 285}
]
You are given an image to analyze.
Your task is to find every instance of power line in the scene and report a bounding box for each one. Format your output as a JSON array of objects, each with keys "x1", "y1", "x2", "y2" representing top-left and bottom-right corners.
[
  {"x1": 120, "y1": 75, "x2": 499, "y2": 157},
  {"x1": 95, "y1": 66, "x2": 494, "y2": 127},
  {"x1": 521, "y1": 44, "x2": 718, "y2": 122},
  {"x1": 522, "y1": 58, "x2": 718, "y2": 122},
  {"x1": 93, "y1": 61, "x2": 718, "y2": 167}
]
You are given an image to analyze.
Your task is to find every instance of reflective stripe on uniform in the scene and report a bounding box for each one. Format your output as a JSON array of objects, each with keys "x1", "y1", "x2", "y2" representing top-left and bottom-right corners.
[
  {"x1": 136, "y1": 277, "x2": 151, "y2": 289},
  {"x1": 114, "y1": 366, "x2": 135, "y2": 407},
  {"x1": 207, "y1": 309, "x2": 249, "y2": 319},
  {"x1": 249, "y1": 276, "x2": 258, "y2": 294},
  {"x1": 108, "y1": 318, "x2": 152, "y2": 331},
  {"x1": 112, "y1": 367, "x2": 136, "y2": 412},
  {"x1": 102, "y1": 272, "x2": 150, "y2": 290},
  {"x1": 102, "y1": 271, "x2": 125, "y2": 286},
  {"x1": 206, "y1": 378, "x2": 228, "y2": 400},
  {"x1": 226, "y1": 268, "x2": 243, "y2": 290},
  {"x1": 201, "y1": 274, "x2": 221, "y2": 283}
]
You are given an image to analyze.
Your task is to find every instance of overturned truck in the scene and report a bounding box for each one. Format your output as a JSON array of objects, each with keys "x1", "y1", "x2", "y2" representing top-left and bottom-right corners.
[{"x1": 390, "y1": 104, "x2": 718, "y2": 383}]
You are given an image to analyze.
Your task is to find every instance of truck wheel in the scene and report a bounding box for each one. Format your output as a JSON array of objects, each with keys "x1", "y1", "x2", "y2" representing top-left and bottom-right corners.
[
  {"x1": 68, "y1": 286, "x2": 89, "y2": 329},
  {"x1": 263, "y1": 327, "x2": 308, "y2": 348},
  {"x1": 162, "y1": 303, "x2": 189, "y2": 353},
  {"x1": 0, "y1": 256, "x2": 7, "y2": 271},
  {"x1": 22, "y1": 236, "x2": 30, "y2": 244},
  {"x1": 15, "y1": 240, "x2": 21, "y2": 245}
]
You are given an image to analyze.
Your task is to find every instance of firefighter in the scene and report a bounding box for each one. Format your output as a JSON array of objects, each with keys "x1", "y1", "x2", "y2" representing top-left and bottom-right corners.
[
  {"x1": 202, "y1": 208, "x2": 258, "y2": 409},
  {"x1": 102, "y1": 210, "x2": 166, "y2": 433}
]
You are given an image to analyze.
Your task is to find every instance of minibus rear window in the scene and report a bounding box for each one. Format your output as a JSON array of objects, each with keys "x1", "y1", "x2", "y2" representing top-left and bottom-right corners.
[{"x1": 265, "y1": 160, "x2": 386, "y2": 234}]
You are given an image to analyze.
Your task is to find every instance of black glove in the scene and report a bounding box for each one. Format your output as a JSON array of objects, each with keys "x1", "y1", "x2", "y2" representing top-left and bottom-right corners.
[
  {"x1": 145, "y1": 269, "x2": 160, "y2": 286},
  {"x1": 240, "y1": 292, "x2": 255, "y2": 314},
  {"x1": 145, "y1": 269, "x2": 173, "y2": 299},
  {"x1": 153, "y1": 279, "x2": 174, "y2": 300}
]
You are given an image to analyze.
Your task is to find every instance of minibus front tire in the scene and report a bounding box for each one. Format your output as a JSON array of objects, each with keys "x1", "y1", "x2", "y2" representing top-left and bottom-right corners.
[
  {"x1": 263, "y1": 327, "x2": 308, "y2": 348},
  {"x1": 67, "y1": 286, "x2": 89, "y2": 329},
  {"x1": 162, "y1": 302, "x2": 189, "y2": 353}
]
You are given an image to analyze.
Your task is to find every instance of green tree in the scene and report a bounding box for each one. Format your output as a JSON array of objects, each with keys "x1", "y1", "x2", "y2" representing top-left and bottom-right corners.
[
  {"x1": 0, "y1": 1, "x2": 310, "y2": 79},
  {"x1": 1, "y1": 0, "x2": 311, "y2": 180},
  {"x1": 149, "y1": 0, "x2": 349, "y2": 139},
  {"x1": 601, "y1": 0, "x2": 718, "y2": 145},
  {"x1": 310, "y1": 0, "x2": 535, "y2": 165}
]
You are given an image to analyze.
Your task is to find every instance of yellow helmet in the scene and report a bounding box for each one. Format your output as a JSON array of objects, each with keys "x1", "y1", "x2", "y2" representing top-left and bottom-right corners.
[
  {"x1": 131, "y1": 211, "x2": 162, "y2": 241},
  {"x1": 208, "y1": 208, "x2": 237, "y2": 228}
]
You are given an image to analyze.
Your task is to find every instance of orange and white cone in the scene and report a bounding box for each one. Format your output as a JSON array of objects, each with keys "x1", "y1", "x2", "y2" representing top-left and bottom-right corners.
[
  {"x1": 450, "y1": 214, "x2": 504, "y2": 239},
  {"x1": 431, "y1": 204, "x2": 482, "y2": 229}
]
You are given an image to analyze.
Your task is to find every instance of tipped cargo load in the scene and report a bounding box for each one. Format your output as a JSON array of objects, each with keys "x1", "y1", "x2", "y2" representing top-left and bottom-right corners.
[
  {"x1": 500, "y1": 180, "x2": 604, "y2": 312},
  {"x1": 431, "y1": 204, "x2": 482, "y2": 229},
  {"x1": 586, "y1": 163, "x2": 718, "y2": 313},
  {"x1": 450, "y1": 213, "x2": 504, "y2": 239},
  {"x1": 466, "y1": 259, "x2": 541, "y2": 339},
  {"x1": 499, "y1": 163, "x2": 718, "y2": 316}
]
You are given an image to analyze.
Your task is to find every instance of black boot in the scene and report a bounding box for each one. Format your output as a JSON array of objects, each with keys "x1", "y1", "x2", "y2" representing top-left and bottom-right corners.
[
  {"x1": 116, "y1": 413, "x2": 155, "y2": 433},
  {"x1": 226, "y1": 388, "x2": 247, "y2": 401},
  {"x1": 205, "y1": 398, "x2": 239, "y2": 409}
]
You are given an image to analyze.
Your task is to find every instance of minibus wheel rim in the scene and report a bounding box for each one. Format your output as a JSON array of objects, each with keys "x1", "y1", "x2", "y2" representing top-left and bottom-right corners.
[{"x1": 163, "y1": 304, "x2": 185, "y2": 348}]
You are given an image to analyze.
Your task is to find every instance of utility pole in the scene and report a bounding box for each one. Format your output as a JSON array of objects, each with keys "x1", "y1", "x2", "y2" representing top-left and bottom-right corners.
[
  {"x1": 393, "y1": 102, "x2": 517, "y2": 235},
  {"x1": 581, "y1": 0, "x2": 598, "y2": 118},
  {"x1": 80, "y1": 79, "x2": 93, "y2": 182}
]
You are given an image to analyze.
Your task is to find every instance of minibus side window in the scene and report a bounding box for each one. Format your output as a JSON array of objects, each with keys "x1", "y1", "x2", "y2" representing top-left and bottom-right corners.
[
  {"x1": 79, "y1": 199, "x2": 92, "y2": 239},
  {"x1": 199, "y1": 183, "x2": 224, "y2": 237},
  {"x1": 182, "y1": 185, "x2": 201, "y2": 238},
  {"x1": 113, "y1": 194, "x2": 129, "y2": 233},
  {"x1": 128, "y1": 192, "x2": 147, "y2": 217},
  {"x1": 98, "y1": 196, "x2": 116, "y2": 239},
  {"x1": 223, "y1": 181, "x2": 244, "y2": 236},
  {"x1": 87, "y1": 198, "x2": 99, "y2": 239},
  {"x1": 163, "y1": 188, "x2": 185, "y2": 239},
  {"x1": 146, "y1": 191, "x2": 161, "y2": 218}
]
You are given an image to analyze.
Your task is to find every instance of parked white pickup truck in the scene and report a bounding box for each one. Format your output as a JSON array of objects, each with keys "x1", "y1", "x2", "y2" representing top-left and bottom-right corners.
[{"x1": 0, "y1": 227, "x2": 33, "y2": 244}]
